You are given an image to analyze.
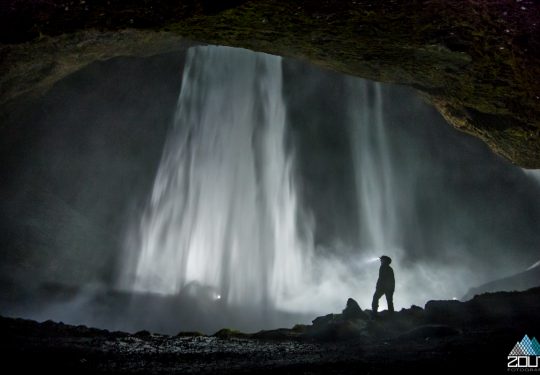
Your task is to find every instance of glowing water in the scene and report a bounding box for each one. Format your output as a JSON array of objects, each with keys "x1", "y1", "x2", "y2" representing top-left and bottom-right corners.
[
  {"x1": 124, "y1": 53, "x2": 412, "y2": 313},
  {"x1": 123, "y1": 49, "x2": 483, "y2": 315},
  {"x1": 349, "y1": 82, "x2": 398, "y2": 252},
  {"x1": 128, "y1": 46, "x2": 309, "y2": 308}
]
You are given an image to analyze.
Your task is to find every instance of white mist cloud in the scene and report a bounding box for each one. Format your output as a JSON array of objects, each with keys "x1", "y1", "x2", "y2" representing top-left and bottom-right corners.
[{"x1": 274, "y1": 244, "x2": 489, "y2": 316}]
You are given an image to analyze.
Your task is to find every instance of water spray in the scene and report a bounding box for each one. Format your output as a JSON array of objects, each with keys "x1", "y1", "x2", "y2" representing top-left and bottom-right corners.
[{"x1": 527, "y1": 260, "x2": 540, "y2": 271}]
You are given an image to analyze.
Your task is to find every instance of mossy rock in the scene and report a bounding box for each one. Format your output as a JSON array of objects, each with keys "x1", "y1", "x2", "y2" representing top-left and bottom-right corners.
[
  {"x1": 176, "y1": 331, "x2": 205, "y2": 337},
  {"x1": 2, "y1": 0, "x2": 539, "y2": 166},
  {"x1": 212, "y1": 328, "x2": 249, "y2": 339}
]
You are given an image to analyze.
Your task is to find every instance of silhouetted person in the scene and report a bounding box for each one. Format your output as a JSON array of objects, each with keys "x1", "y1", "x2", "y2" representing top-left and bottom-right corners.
[{"x1": 372, "y1": 255, "x2": 395, "y2": 315}]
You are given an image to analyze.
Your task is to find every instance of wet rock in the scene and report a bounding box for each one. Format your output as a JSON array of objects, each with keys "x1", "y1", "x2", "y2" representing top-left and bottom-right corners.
[
  {"x1": 312, "y1": 313, "x2": 338, "y2": 327},
  {"x1": 291, "y1": 324, "x2": 308, "y2": 333},
  {"x1": 308, "y1": 299, "x2": 371, "y2": 341},
  {"x1": 462, "y1": 267, "x2": 540, "y2": 301},
  {"x1": 342, "y1": 298, "x2": 369, "y2": 321},
  {"x1": 107, "y1": 330, "x2": 130, "y2": 339},
  {"x1": 176, "y1": 331, "x2": 205, "y2": 337},
  {"x1": 307, "y1": 319, "x2": 368, "y2": 341},
  {"x1": 425, "y1": 300, "x2": 468, "y2": 324},
  {"x1": 467, "y1": 287, "x2": 540, "y2": 321},
  {"x1": 213, "y1": 328, "x2": 248, "y2": 339},
  {"x1": 2, "y1": 288, "x2": 540, "y2": 373},
  {"x1": 134, "y1": 330, "x2": 152, "y2": 338},
  {"x1": 398, "y1": 305, "x2": 425, "y2": 321},
  {"x1": 252, "y1": 328, "x2": 303, "y2": 341},
  {"x1": 426, "y1": 287, "x2": 540, "y2": 324},
  {"x1": 73, "y1": 324, "x2": 109, "y2": 337},
  {"x1": 398, "y1": 325, "x2": 461, "y2": 341}
]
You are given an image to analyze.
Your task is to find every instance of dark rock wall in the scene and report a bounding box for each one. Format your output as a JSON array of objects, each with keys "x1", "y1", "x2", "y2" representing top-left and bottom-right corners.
[
  {"x1": 1, "y1": 1, "x2": 539, "y2": 166},
  {"x1": 0, "y1": 51, "x2": 186, "y2": 286}
]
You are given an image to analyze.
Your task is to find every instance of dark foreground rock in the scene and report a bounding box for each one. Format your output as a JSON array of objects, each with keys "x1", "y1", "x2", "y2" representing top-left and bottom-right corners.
[
  {"x1": 462, "y1": 264, "x2": 540, "y2": 300},
  {"x1": 2, "y1": 288, "x2": 540, "y2": 374}
]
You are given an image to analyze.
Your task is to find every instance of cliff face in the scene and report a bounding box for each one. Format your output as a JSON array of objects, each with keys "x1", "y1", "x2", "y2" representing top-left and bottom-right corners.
[{"x1": 1, "y1": 0, "x2": 539, "y2": 167}]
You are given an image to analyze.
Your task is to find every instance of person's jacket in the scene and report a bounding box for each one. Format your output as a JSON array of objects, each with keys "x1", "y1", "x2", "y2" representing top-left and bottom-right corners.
[{"x1": 376, "y1": 264, "x2": 395, "y2": 292}]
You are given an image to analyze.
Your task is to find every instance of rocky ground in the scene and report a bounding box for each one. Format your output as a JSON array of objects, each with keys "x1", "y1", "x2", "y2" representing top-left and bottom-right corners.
[{"x1": 3, "y1": 287, "x2": 539, "y2": 374}]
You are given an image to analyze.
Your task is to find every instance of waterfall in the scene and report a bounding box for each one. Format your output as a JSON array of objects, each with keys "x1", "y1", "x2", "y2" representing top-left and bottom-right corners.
[
  {"x1": 122, "y1": 51, "x2": 402, "y2": 313},
  {"x1": 349, "y1": 81, "x2": 398, "y2": 253},
  {"x1": 126, "y1": 46, "x2": 309, "y2": 308},
  {"x1": 121, "y1": 48, "x2": 459, "y2": 316}
]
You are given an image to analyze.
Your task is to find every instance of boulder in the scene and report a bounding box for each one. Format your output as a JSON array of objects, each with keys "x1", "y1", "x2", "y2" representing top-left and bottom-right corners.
[{"x1": 342, "y1": 298, "x2": 369, "y2": 321}]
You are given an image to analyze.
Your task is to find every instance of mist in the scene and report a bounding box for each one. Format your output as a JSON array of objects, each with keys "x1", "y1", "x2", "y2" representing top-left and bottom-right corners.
[{"x1": 1, "y1": 45, "x2": 539, "y2": 334}]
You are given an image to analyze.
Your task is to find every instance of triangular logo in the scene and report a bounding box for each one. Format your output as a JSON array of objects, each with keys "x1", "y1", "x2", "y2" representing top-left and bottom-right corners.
[
  {"x1": 509, "y1": 342, "x2": 526, "y2": 356},
  {"x1": 531, "y1": 337, "x2": 540, "y2": 356},
  {"x1": 520, "y1": 335, "x2": 536, "y2": 356}
]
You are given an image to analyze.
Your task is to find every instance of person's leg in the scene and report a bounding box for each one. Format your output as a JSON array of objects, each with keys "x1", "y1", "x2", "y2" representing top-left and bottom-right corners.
[
  {"x1": 385, "y1": 290, "x2": 394, "y2": 313},
  {"x1": 372, "y1": 289, "x2": 384, "y2": 313}
]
